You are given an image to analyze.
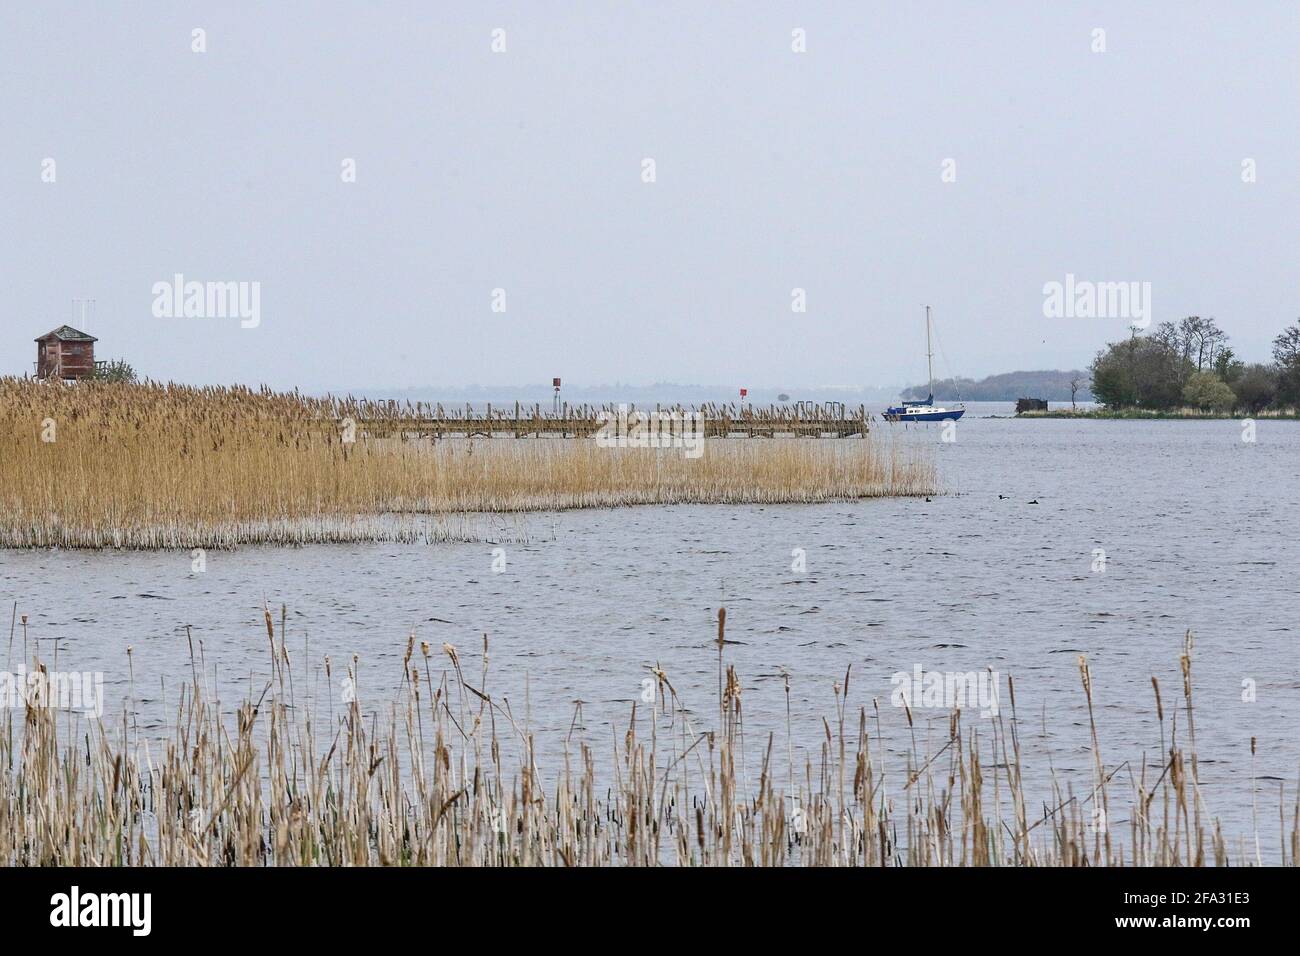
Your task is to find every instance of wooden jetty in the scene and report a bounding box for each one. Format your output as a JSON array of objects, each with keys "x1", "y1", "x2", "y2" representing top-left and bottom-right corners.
[{"x1": 328, "y1": 400, "x2": 871, "y2": 439}]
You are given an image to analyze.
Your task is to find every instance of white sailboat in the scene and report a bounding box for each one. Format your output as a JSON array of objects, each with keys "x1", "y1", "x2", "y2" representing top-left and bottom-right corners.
[{"x1": 884, "y1": 306, "x2": 965, "y2": 422}]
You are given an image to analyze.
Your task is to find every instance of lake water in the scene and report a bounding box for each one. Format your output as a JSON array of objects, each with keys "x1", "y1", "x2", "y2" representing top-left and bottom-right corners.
[{"x1": 2, "y1": 402, "x2": 1295, "y2": 851}]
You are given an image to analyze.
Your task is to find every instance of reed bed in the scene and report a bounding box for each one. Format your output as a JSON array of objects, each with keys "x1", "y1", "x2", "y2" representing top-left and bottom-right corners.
[
  {"x1": 0, "y1": 379, "x2": 934, "y2": 549},
  {"x1": 0, "y1": 611, "x2": 1290, "y2": 866}
]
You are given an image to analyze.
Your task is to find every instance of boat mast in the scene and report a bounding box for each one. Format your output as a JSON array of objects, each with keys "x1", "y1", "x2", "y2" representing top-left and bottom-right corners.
[{"x1": 925, "y1": 305, "x2": 933, "y2": 399}]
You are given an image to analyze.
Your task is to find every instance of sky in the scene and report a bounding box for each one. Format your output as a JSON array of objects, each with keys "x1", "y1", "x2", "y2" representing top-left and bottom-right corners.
[{"x1": 2, "y1": 2, "x2": 1297, "y2": 393}]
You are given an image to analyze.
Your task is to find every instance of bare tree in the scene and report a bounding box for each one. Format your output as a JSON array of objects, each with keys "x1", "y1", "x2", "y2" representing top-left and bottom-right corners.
[
  {"x1": 1177, "y1": 315, "x2": 1226, "y2": 371},
  {"x1": 1201, "y1": 317, "x2": 1227, "y2": 370}
]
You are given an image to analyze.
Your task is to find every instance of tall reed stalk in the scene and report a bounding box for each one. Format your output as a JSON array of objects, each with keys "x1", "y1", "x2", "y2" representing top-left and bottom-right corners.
[{"x1": 0, "y1": 611, "x2": 1288, "y2": 866}]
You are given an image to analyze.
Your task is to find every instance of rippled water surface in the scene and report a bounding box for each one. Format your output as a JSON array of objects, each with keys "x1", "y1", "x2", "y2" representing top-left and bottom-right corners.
[{"x1": 3, "y1": 404, "x2": 1296, "y2": 846}]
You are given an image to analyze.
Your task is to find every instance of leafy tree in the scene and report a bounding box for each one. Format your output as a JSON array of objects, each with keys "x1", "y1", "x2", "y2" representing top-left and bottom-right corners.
[
  {"x1": 1273, "y1": 321, "x2": 1300, "y2": 409},
  {"x1": 1133, "y1": 339, "x2": 1189, "y2": 407},
  {"x1": 1089, "y1": 338, "x2": 1138, "y2": 407},
  {"x1": 88, "y1": 360, "x2": 138, "y2": 384},
  {"x1": 1181, "y1": 372, "x2": 1236, "y2": 412},
  {"x1": 1212, "y1": 346, "x2": 1243, "y2": 384},
  {"x1": 1231, "y1": 363, "x2": 1278, "y2": 413},
  {"x1": 1090, "y1": 331, "x2": 1188, "y2": 409}
]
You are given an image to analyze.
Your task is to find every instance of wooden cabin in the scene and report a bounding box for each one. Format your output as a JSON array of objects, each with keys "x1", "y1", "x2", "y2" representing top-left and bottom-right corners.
[{"x1": 35, "y1": 325, "x2": 98, "y2": 381}]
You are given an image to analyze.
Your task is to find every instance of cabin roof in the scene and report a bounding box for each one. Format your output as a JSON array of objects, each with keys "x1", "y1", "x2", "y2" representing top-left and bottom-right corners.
[{"x1": 36, "y1": 325, "x2": 97, "y2": 343}]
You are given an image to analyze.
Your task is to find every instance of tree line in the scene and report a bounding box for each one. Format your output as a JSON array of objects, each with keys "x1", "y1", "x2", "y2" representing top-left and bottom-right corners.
[
  {"x1": 902, "y1": 369, "x2": 1093, "y2": 402},
  {"x1": 1090, "y1": 316, "x2": 1300, "y2": 413}
]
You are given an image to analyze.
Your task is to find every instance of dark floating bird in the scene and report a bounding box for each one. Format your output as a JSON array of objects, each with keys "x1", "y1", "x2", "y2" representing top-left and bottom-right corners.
[
  {"x1": 1028, "y1": 499, "x2": 1039, "y2": 505},
  {"x1": 925, "y1": 497, "x2": 932, "y2": 502}
]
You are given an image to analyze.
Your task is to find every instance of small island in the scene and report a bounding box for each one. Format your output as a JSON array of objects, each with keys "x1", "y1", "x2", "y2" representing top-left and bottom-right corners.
[{"x1": 1019, "y1": 316, "x2": 1300, "y2": 418}]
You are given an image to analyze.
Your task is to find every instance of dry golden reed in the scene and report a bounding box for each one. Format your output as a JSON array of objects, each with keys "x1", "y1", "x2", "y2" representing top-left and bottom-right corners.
[
  {"x1": 0, "y1": 378, "x2": 935, "y2": 549},
  {"x1": 0, "y1": 613, "x2": 1290, "y2": 867}
]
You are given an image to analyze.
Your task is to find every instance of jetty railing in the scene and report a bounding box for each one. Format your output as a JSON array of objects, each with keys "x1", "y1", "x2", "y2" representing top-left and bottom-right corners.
[{"x1": 321, "y1": 399, "x2": 871, "y2": 439}]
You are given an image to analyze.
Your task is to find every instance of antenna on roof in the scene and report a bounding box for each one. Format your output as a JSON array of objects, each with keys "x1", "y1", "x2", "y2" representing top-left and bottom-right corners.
[{"x1": 72, "y1": 297, "x2": 95, "y2": 334}]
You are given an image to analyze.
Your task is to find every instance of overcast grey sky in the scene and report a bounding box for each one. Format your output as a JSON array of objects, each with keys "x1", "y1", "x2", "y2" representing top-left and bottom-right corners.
[{"x1": 3, "y1": 2, "x2": 1297, "y2": 392}]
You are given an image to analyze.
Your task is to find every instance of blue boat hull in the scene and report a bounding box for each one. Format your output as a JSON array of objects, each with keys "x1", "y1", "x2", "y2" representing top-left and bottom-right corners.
[{"x1": 885, "y1": 408, "x2": 965, "y2": 423}]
